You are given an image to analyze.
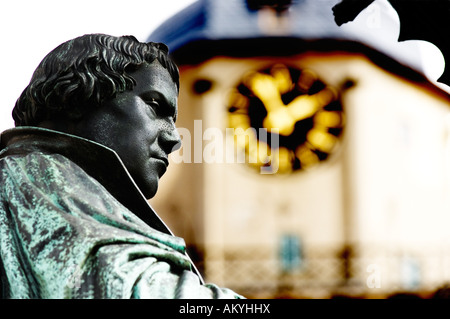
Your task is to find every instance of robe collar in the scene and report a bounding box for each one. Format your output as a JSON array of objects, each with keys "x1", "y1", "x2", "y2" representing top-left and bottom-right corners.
[{"x1": 0, "y1": 126, "x2": 173, "y2": 236}]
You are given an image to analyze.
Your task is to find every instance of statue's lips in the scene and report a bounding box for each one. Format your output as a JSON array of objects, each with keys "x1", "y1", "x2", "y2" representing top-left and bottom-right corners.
[
  {"x1": 154, "y1": 156, "x2": 169, "y2": 167},
  {"x1": 152, "y1": 157, "x2": 169, "y2": 176}
]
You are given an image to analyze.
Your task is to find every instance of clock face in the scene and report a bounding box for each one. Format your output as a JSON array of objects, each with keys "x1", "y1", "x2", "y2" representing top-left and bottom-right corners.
[{"x1": 226, "y1": 64, "x2": 345, "y2": 174}]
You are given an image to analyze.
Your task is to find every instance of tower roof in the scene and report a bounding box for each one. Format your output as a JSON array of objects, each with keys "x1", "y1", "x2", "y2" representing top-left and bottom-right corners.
[{"x1": 148, "y1": 0, "x2": 425, "y2": 72}]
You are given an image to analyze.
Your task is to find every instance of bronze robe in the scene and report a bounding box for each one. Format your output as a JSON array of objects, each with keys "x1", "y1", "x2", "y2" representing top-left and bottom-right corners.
[{"x1": 0, "y1": 127, "x2": 241, "y2": 299}]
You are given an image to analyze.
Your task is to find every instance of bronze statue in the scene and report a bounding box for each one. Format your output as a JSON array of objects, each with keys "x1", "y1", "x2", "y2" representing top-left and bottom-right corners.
[{"x1": 0, "y1": 34, "x2": 242, "y2": 299}]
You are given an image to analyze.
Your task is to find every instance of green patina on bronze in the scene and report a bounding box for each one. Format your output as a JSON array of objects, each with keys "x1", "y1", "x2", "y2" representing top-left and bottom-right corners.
[{"x1": 0, "y1": 127, "x2": 241, "y2": 298}]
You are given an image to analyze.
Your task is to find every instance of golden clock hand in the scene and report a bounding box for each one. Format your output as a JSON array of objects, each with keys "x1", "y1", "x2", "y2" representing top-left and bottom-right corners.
[
  {"x1": 287, "y1": 87, "x2": 337, "y2": 122},
  {"x1": 264, "y1": 86, "x2": 337, "y2": 136},
  {"x1": 246, "y1": 72, "x2": 284, "y2": 113},
  {"x1": 263, "y1": 108, "x2": 296, "y2": 135},
  {"x1": 247, "y1": 72, "x2": 297, "y2": 135}
]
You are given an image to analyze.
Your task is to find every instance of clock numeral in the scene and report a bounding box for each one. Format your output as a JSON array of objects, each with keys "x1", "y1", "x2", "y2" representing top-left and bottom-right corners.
[
  {"x1": 248, "y1": 139, "x2": 272, "y2": 167},
  {"x1": 229, "y1": 113, "x2": 251, "y2": 130},
  {"x1": 307, "y1": 127, "x2": 338, "y2": 153},
  {"x1": 274, "y1": 147, "x2": 294, "y2": 174},
  {"x1": 295, "y1": 145, "x2": 320, "y2": 169},
  {"x1": 314, "y1": 111, "x2": 343, "y2": 128},
  {"x1": 270, "y1": 64, "x2": 295, "y2": 94},
  {"x1": 228, "y1": 90, "x2": 249, "y2": 114},
  {"x1": 297, "y1": 69, "x2": 318, "y2": 93}
]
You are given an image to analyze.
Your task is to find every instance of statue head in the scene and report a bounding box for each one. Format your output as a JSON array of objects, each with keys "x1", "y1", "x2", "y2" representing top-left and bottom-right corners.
[
  {"x1": 12, "y1": 34, "x2": 182, "y2": 199},
  {"x1": 13, "y1": 33, "x2": 179, "y2": 126}
]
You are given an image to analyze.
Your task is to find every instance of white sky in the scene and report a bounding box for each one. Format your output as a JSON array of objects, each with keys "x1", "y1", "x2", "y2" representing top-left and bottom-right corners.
[
  {"x1": 0, "y1": 0, "x2": 196, "y2": 132},
  {"x1": 0, "y1": 0, "x2": 447, "y2": 133}
]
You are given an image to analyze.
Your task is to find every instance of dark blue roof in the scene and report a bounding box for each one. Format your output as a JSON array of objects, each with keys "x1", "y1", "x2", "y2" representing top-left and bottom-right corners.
[{"x1": 148, "y1": 0, "x2": 423, "y2": 71}]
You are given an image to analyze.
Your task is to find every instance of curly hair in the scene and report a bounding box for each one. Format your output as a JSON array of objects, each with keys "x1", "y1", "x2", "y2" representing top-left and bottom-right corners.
[{"x1": 12, "y1": 34, "x2": 180, "y2": 126}]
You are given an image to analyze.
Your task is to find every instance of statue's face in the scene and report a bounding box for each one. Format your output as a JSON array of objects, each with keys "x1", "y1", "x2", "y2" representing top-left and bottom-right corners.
[{"x1": 74, "y1": 61, "x2": 180, "y2": 199}]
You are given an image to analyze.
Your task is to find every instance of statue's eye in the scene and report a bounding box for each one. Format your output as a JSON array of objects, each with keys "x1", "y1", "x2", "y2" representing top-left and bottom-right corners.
[
  {"x1": 144, "y1": 98, "x2": 160, "y2": 113},
  {"x1": 141, "y1": 95, "x2": 177, "y2": 122}
]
